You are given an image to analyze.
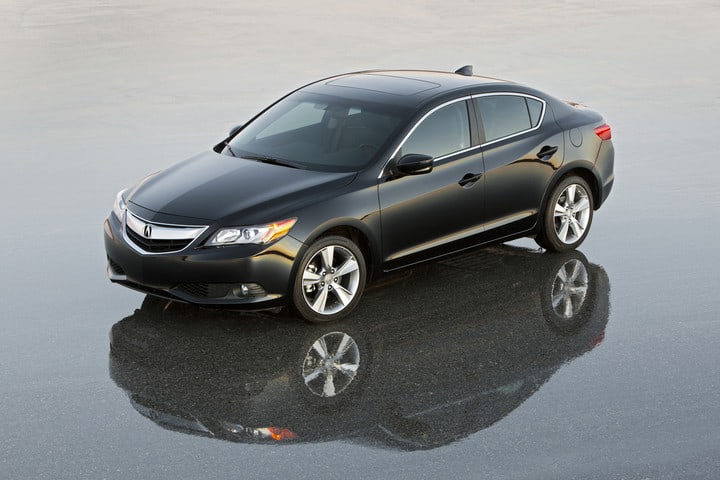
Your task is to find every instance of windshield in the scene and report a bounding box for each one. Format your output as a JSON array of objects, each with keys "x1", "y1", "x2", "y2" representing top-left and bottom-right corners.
[{"x1": 223, "y1": 92, "x2": 411, "y2": 172}]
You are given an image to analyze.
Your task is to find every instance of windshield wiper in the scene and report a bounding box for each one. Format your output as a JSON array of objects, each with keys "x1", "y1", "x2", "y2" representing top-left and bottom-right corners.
[
  {"x1": 222, "y1": 140, "x2": 237, "y2": 157},
  {"x1": 241, "y1": 154, "x2": 306, "y2": 170}
]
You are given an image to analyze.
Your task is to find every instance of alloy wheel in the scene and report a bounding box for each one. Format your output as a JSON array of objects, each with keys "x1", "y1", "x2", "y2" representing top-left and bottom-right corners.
[
  {"x1": 553, "y1": 183, "x2": 591, "y2": 244},
  {"x1": 301, "y1": 245, "x2": 361, "y2": 315}
]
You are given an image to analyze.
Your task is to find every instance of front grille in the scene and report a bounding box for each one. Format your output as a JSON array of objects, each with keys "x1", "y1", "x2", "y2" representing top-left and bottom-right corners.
[
  {"x1": 176, "y1": 283, "x2": 216, "y2": 298},
  {"x1": 124, "y1": 210, "x2": 207, "y2": 254},
  {"x1": 175, "y1": 283, "x2": 267, "y2": 299},
  {"x1": 126, "y1": 227, "x2": 193, "y2": 253}
]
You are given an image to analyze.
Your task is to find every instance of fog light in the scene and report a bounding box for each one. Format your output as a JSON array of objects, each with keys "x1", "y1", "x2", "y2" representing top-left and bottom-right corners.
[
  {"x1": 230, "y1": 283, "x2": 266, "y2": 299},
  {"x1": 232, "y1": 284, "x2": 251, "y2": 297}
]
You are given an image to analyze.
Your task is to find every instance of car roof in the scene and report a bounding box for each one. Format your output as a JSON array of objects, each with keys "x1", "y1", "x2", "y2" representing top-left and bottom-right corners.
[{"x1": 301, "y1": 69, "x2": 516, "y2": 108}]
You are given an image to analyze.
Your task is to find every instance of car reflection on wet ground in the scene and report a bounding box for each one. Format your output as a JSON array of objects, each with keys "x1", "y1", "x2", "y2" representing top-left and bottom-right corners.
[{"x1": 109, "y1": 246, "x2": 608, "y2": 449}]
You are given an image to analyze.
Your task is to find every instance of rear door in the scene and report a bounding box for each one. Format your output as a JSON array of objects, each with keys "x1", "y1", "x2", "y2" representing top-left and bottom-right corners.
[{"x1": 474, "y1": 93, "x2": 565, "y2": 239}]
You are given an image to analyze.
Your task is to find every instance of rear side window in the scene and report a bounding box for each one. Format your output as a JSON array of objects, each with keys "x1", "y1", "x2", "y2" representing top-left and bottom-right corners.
[
  {"x1": 475, "y1": 95, "x2": 543, "y2": 143},
  {"x1": 400, "y1": 101, "x2": 471, "y2": 159}
]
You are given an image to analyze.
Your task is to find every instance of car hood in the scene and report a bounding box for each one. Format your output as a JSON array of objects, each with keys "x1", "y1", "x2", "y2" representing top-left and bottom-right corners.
[{"x1": 127, "y1": 151, "x2": 357, "y2": 223}]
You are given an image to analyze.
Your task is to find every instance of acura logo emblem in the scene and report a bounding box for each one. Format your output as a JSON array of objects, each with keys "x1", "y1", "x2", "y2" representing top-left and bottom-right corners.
[{"x1": 143, "y1": 224, "x2": 152, "y2": 238}]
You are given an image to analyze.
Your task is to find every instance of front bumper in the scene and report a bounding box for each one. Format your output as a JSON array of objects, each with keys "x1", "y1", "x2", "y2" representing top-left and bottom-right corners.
[{"x1": 103, "y1": 212, "x2": 303, "y2": 308}]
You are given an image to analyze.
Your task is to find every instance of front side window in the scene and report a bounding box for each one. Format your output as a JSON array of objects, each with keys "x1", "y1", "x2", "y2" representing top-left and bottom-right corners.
[
  {"x1": 399, "y1": 101, "x2": 471, "y2": 159},
  {"x1": 475, "y1": 95, "x2": 544, "y2": 143}
]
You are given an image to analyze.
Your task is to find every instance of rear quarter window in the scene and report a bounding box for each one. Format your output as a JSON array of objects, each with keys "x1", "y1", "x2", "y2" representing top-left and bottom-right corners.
[{"x1": 527, "y1": 98, "x2": 543, "y2": 127}]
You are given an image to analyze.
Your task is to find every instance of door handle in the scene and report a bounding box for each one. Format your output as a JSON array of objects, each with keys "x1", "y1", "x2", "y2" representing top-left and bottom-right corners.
[
  {"x1": 458, "y1": 172, "x2": 483, "y2": 187},
  {"x1": 536, "y1": 145, "x2": 558, "y2": 160}
]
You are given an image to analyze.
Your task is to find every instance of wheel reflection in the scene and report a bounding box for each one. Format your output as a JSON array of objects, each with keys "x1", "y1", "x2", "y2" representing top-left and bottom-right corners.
[
  {"x1": 302, "y1": 332, "x2": 360, "y2": 398},
  {"x1": 551, "y1": 258, "x2": 589, "y2": 318}
]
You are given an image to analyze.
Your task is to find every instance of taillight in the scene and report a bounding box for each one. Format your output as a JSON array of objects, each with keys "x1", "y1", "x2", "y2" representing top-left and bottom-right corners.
[{"x1": 594, "y1": 124, "x2": 612, "y2": 140}]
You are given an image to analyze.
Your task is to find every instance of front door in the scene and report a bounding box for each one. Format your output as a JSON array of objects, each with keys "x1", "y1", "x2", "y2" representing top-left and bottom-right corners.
[{"x1": 378, "y1": 99, "x2": 485, "y2": 269}]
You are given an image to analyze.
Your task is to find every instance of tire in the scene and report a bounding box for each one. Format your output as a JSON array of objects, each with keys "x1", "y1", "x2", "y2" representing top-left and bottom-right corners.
[
  {"x1": 292, "y1": 235, "x2": 367, "y2": 323},
  {"x1": 536, "y1": 176, "x2": 594, "y2": 252}
]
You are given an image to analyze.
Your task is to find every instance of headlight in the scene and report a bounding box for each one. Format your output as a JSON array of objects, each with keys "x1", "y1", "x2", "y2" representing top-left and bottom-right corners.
[
  {"x1": 206, "y1": 218, "x2": 297, "y2": 246},
  {"x1": 113, "y1": 189, "x2": 127, "y2": 222}
]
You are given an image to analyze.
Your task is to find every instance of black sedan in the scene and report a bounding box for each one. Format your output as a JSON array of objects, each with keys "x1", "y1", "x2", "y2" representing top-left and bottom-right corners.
[{"x1": 104, "y1": 66, "x2": 614, "y2": 322}]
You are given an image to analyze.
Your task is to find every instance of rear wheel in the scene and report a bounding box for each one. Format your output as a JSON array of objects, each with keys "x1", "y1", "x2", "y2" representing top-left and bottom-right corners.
[
  {"x1": 536, "y1": 176, "x2": 594, "y2": 252},
  {"x1": 292, "y1": 236, "x2": 366, "y2": 323}
]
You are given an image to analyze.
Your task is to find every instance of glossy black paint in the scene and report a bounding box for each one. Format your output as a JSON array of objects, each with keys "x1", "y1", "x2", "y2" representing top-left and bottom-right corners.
[
  {"x1": 109, "y1": 246, "x2": 610, "y2": 448},
  {"x1": 104, "y1": 69, "x2": 614, "y2": 311},
  {"x1": 127, "y1": 152, "x2": 357, "y2": 225},
  {"x1": 396, "y1": 153, "x2": 434, "y2": 175}
]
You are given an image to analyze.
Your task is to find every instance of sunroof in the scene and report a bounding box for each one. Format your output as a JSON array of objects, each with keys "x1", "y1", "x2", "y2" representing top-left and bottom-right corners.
[{"x1": 326, "y1": 74, "x2": 441, "y2": 96}]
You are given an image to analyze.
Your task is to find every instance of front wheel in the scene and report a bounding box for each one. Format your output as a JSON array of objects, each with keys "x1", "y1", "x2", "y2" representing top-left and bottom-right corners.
[
  {"x1": 536, "y1": 176, "x2": 594, "y2": 252},
  {"x1": 292, "y1": 236, "x2": 366, "y2": 323}
]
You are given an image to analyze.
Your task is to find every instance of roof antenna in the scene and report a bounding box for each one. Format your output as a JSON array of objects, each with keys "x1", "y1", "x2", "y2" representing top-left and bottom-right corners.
[{"x1": 455, "y1": 65, "x2": 473, "y2": 76}]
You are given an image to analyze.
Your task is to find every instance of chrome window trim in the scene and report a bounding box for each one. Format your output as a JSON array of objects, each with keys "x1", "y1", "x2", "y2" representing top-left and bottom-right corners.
[
  {"x1": 124, "y1": 209, "x2": 209, "y2": 255},
  {"x1": 378, "y1": 96, "x2": 472, "y2": 179},
  {"x1": 423, "y1": 144, "x2": 483, "y2": 163},
  {"x1": 378, "y1": 92, "x2": 547, "y2": 179},
  {"x1": 472, "y1": 92, "x2": 547, "y2": 147}
]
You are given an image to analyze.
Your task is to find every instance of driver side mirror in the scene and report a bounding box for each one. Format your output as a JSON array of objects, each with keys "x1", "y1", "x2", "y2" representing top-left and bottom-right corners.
[{"x1": 397, "y1": 154, "x2": 433, "y2": 175}]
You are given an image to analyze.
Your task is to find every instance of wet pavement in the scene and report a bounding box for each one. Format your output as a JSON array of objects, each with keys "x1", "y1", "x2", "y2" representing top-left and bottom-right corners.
[{"x1": 1, "y1": 1, "x2": 719, "y2": 479}]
